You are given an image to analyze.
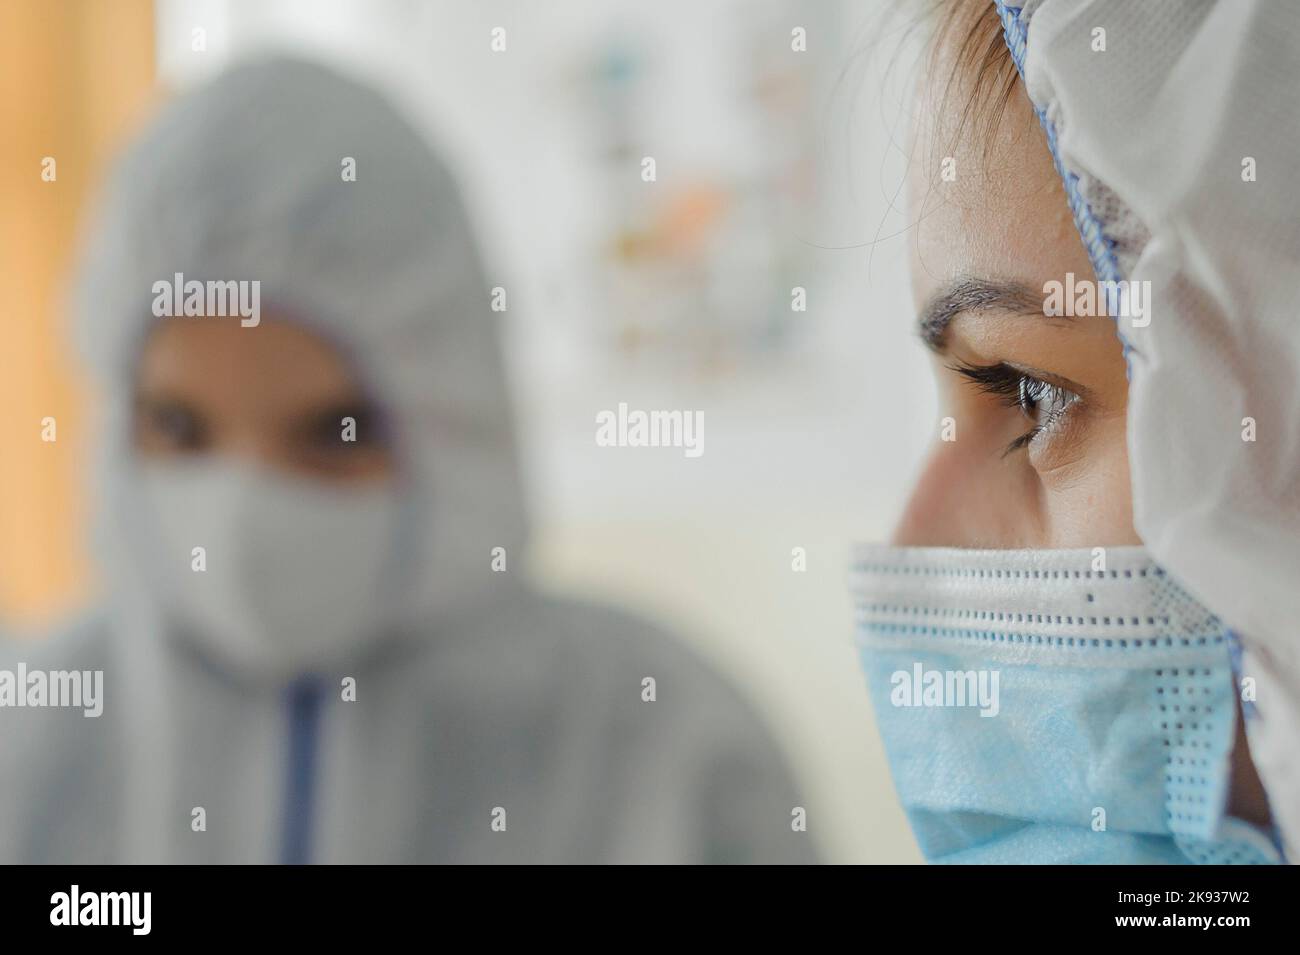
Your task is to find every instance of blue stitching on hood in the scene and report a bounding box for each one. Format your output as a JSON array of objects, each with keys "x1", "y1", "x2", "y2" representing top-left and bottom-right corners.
[{"x1": 992, "y1": 2, "x2": 1135, "y2": 372}]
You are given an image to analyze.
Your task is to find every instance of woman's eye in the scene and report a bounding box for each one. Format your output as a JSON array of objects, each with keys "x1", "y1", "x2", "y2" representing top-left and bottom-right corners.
[
  {"x1": 948, "y1": 360, "x2": 1080, "y2": 456},
  {"x1": 1016, "y1": 375, "x2": 1075, "y2": 427},
  {"x1": 296, "y1": 406, "x2": 388, "y2": 454},
  {"x1": 138, "y1": 399, "x2": 207, "y2": 450}
]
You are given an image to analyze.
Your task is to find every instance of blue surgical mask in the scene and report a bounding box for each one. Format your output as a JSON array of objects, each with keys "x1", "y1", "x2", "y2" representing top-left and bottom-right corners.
[{"x1": 851, "y1": 544, "x2": 1282, "y2": 865}]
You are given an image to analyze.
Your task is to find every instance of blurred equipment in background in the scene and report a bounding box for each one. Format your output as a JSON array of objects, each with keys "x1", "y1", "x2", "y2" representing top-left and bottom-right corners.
[{"x1": 584, "y1": 4, "x2": 829, "y2": 378}]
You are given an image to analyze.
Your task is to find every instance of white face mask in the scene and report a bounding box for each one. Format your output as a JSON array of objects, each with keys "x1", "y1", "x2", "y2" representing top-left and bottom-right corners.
[{"x1": 133, "y1": 459, "x2": 401, "y2": 681}]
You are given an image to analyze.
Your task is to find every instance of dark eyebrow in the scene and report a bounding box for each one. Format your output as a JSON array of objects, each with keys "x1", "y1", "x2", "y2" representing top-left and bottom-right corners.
[{"x1": 918, "y1": 277, "x2": 1045, "y2": 352}]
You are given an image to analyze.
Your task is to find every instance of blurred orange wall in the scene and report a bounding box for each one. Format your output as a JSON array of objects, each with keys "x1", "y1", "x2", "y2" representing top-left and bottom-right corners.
[{"x1": 0, "y1": 0, "x2": 155, "y2": 626}]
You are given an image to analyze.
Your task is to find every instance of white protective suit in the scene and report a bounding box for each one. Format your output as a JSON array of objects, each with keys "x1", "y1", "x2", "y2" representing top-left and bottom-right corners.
[
  {"x1": 0, "y1": 57, "x2": 815, "y2": 864},
  {"x1": 994, "y1": 0, "x2": 1300, "y2": 859}
]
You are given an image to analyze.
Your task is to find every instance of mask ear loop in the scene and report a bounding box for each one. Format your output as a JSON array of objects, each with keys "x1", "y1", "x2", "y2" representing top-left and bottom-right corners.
[{"x1": 1227, "y1": 630, "x2": 1292, "y2": 862}]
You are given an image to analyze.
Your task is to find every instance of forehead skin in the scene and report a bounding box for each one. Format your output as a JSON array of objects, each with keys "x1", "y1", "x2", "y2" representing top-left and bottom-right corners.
[
  {"x1": 907, "y1": 51, "x2": 1094, "y2": 305},
  {"x1": 135, "y1": 317, "x2": 362, "y2": 414}
]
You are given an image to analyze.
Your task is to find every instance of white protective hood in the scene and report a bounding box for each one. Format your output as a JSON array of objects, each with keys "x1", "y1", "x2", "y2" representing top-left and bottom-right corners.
[{"x1": 995, "y1": 0, "x2": 1300, "y2": 858}]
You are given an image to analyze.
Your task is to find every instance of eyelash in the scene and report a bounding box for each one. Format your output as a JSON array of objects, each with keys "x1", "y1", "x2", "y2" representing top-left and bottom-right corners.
[{"x1": 948, "y1": 360, "x2": 1079, "y2": 456}]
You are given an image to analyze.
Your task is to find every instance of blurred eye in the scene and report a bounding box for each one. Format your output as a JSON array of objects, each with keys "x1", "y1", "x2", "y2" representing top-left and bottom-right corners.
[
  {"x1": 134, "y1": 397, "x2": 208, "y2": 452},
  {"x1": 297, "y1": 404, "x2": 387, "y2": 454},
  {"x1": 949, "y1": 360, "x2": 1080, "y2": 456}
]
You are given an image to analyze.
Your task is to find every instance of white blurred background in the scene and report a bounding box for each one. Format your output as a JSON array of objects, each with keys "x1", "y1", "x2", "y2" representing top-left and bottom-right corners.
[{"x1": 152, "y1": 0, "x2": 936, "y2": 862}]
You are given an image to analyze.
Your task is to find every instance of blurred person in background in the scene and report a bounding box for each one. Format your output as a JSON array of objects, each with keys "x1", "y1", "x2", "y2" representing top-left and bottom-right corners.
[{"x1": 0, "y1": 56, "x2": 815, "y2": 864}]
